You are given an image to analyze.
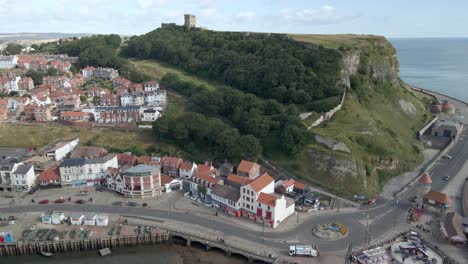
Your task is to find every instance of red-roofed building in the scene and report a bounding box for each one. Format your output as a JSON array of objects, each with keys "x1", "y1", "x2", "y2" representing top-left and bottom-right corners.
[
  {"x1": 144, "y1": 81, "x2": 159, "y2": 92},
  {"x1": 161, "y1": 174, "x2": 182, "y2": 192},
  {"x1": 130, "y1": 83, "x2": 143, "y2": 93},
  {"x1": 226, "y1": 173, "x2": 253, "y2": 187},
  {"x1": 424, "y1": 190, "x2": 452, "y2": 209},
  {"x1": 60, "y1": 111, "x2": 93, "y2": 121},
  {"x1": 276, "y1": 179, "x2": 295, "y2": 194},
  {"x1": 179, "y1": 161, "x2": 197, "y2": 179},
  {"x1": 38, "y1": 166, "x2": 61, "y2": 187},
  {"x1": 82, "y1": 66, "x2": 95, "y2": 79},
  {"x1": 100, "y1": 94, "x2": 121, "y2": 106},
  {"x1": 48, "y1": 60, "x2": 71, "y2": 72},
  {"x1": 88, "y1": 87, "x2": 109, "y2": 98},
  {"x1": 160, "y1": 156, "x2": 183, "y2": 177},
  {"x1": 239, "y1": 173, "x2": 295, "y2": 227},
  {"x1": 18, "y1": 77, "x2": 34, "y2": 91},
  {"x1": 190, "y1": 170, "x2": 223, "y2": 199},
  {"x1": 237, "y1": 160, "x2": 261, "y2": 179},
  {"x1": 117, "y1": 153, "x2": 137, "y2": 167},
  {"x1": 112, "y1": 77, "x2": 131, "y2": 88},
  {"x1": 293, "y1": 181, "x2": 306, "y2": 194}
]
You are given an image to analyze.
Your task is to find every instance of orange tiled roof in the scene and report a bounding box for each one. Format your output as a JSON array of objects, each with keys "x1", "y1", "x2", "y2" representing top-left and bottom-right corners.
[
  {"x1": 237, "y1": 160, "x2": 260, "y2": 174},
  {"x1": 227, "y1": 173, "x2": 253, "y2": 186},
  {"x1": 424, "y1": 190, "x2": 451, "y2": 204},
  {"x1": 257, "y1": 193, "x2": 277, "y2": 207},
  {"x1": 248, "y1": 173, "x2": 274, "y2": 192}
]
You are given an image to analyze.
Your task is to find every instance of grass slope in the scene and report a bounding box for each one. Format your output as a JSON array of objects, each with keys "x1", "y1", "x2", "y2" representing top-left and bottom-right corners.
[{"x1": 0, "y1": 125, "x2": 179, "y2": 154}]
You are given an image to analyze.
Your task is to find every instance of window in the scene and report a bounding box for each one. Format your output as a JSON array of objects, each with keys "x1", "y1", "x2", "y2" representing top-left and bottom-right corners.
[
  {"x1": 243, "y1": 189, "x2": 245, "y2": 193},
  {"x1": 258, "y1": 203, "x2": 261, "y2": 207},
  {"x1": 268, "y1": 206, "x2": 270, "y2": 210}
]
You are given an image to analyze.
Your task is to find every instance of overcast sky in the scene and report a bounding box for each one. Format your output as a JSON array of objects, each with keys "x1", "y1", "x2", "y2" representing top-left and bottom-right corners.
[{"x1": 0, "y1": 0, "x2": 466, "y2": 37}]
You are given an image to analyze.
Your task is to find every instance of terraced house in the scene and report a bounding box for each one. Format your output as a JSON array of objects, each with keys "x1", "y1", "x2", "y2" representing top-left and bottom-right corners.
[{"x1": 59, "y1": 154, "x2": 118, "y2": 187}]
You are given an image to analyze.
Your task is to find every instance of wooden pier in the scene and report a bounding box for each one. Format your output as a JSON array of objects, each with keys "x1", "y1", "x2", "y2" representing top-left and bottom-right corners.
[{"x1": 0, "y1": 232, "x2": 169, "y2": 256}]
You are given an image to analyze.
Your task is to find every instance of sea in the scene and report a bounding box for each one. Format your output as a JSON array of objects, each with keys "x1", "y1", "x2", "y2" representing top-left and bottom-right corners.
[{"x1": 390, "y1": 38, "x2": 468, "y2": 102}]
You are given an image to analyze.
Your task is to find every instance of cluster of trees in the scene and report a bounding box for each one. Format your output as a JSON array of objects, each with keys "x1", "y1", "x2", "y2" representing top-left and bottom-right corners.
[
  {"x1": 122, "y1": 26, "x2": 344, "y2": 109},
  {"x1": 3, "y1": 43, "x2": 23, "y2": 55},
  {"x1": 153, "y1": 111, "x2": 262, "y2": 161},
  {"x1": 57, "y1": 34, "x2": 127, "y2": 70},
  {"x1": 161, "y1": 73, "x2": 308, "y2": 154},
  {"x1": 56, "y1": 35, "x2": 150, "y2": 83}
]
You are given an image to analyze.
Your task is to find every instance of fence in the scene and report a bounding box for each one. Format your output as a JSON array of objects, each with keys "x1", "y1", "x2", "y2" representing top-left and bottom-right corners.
[{"x1": 308, "y1": 89, "x2": 346, "y2": 129}]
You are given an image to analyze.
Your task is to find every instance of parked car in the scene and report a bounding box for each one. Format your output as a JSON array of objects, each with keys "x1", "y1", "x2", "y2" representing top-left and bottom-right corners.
[
  {"x1": 410, "y1": 196, "x2": 417, "y2": 202},
  {"x1": 112, "y1": 201, "x2": 124, "y2": 206},
  {"x1": 96, "y1": 187, "x2": 105, "y2": 192},
  {"x1": 443, "y1": 176, "x2": 450, "y2": 181},
  {"x1": 54, "y1": 198, "x2": 65, "y2": 204},
  {"x1": 75, "y1": 199, "x2": 86, "y2": 204},
  {"x1": 442, "y1": 154, "x2": 453, "y2": 159},
  {"x1": 127, "y1": 202, "x2": 140, "y2": 207},
  {"x1": 38, "y1": 199, "x2": 49, "y2": 204}
]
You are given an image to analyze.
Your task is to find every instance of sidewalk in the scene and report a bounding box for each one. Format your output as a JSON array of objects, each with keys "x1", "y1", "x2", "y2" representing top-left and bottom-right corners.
[
  {"x1": 173, "y1": 195, "x2": 357, "y2": 233},
  {"x1": 379, "y1": 149, "x2": 439, "y2": 201}
]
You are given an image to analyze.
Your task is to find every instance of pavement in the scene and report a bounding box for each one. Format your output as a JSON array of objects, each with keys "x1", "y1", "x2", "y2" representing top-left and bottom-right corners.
[{"x1": 0, "y1": 89, "x2": 466, "y2": 259}]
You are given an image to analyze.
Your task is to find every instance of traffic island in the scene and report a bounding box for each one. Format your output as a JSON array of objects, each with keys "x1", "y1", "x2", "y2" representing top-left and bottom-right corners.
[{"x1": 312, "y1": 223, "x2": 348, "y2": 240}]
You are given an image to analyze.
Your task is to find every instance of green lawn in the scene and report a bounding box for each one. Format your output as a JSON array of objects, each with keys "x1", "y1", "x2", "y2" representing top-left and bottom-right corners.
[
  {"x1": 0, "y1": 124, "x2": 180, "y2": 155},
  {"x1": 288, "y1": 34, "x2": 390, "y2": 49},
  {"x1": 131, "y1": 59, "x2": 229, "y2": 92}
]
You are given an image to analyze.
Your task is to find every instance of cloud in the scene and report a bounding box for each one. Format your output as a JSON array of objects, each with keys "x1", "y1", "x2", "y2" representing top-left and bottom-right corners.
[
  {"x1": 236, "y1": 11, "x2": 256, "y2": 22},
  {"x1": 135, "y1": 0, "x2": 167, "y2": 9},
  {"x1": 279, "y1": 5, "x2": 361, "y2": 25}
]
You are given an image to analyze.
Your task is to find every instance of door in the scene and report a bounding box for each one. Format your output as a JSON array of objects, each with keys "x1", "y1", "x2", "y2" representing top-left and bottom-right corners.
[{"x1": 256, "y1": 208, "x2": 263, "y2": 216}]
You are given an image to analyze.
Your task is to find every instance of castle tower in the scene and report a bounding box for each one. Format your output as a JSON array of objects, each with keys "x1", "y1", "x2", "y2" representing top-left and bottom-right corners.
[
  {"x1": 184, "y1": 14, "x2": 196, "y2": 29},
  {"x1": 417, "y1": 172, "x2": 432, "y2": 208}
]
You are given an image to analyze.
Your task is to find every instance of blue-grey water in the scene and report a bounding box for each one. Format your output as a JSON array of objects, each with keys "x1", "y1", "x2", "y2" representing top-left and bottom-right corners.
[{"x1": 390, "y1": 38, "x2": 468, "y2": 102}]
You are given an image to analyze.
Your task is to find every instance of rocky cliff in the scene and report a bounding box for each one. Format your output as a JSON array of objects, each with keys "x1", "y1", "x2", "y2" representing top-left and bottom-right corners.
[{"x1": 284, "y1": 34, "x2": 431, "y2": 196}]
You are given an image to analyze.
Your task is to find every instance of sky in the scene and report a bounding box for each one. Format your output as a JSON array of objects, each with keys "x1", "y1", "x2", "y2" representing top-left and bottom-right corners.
[{"x1": 0, "y1": 0, "x2": 466, "y2": 37}]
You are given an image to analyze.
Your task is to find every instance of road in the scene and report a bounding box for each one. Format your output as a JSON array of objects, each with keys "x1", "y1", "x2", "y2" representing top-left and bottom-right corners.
[{"x1": 1, "y1": 91, "x2": 467, "y2": 255}]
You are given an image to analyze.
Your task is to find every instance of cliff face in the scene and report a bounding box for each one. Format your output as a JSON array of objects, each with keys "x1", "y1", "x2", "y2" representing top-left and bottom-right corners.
[{"x1": 284, "y1": 35, "x2": 431, "y2": 195}]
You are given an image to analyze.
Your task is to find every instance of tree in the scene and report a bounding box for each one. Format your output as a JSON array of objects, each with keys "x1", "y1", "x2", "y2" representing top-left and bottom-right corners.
[
  {"x1": 80, "y1": 95, "x2": 88, "y2": 103},
  {"x1": 25, "y1": 70, "x2": 46, "y2": 85},
  {"x1": 47, "y1": 67, "x2": 58, "y2": 76},
  {"x1": 4, "y1": 43, "x2": 22, "y2": 55}
]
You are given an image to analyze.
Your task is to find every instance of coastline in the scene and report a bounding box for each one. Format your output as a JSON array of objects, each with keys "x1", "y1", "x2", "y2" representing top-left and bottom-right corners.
[{"x1": 408, "y1": 84, "x2": 468, "y2": 105}]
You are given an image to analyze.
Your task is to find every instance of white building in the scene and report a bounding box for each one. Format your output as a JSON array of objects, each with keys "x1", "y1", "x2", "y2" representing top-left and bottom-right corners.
[
  {"x1": 238, "y1": 173, "x2": 295, "y2": 228},
  {"x1": 39, "y1": 139, "x2": 79, "y2": 161},
  {"x1": 96, "y1": 215, "x2": 109, "y2": 226},
  {"x1": 141, "y1": 108, "x2": 161, "y2": 122},
  {"x1": 120, "y1": 94, "x2": 133, "y2": 106},
  {"x1": 60, "y1": 154, "x2": 118, "y2": 187},
  {"x1": 0, "y1": 157, "x2": 19, "y2": 192},
  {"x1": 83, "y1": 214, "x2": 97, "y2": 226},
  {"x1": 70, "y1": 213, "x2": 84, "y2": 225},
  {"x1": 93, "y1": 67, "x2": 119, "y2": 80},
  {"x1": 179, "y1": 161, "x2": 197, "y2": 179},
  {"x1": 0, "y1": 76, "x2": 20, "y2": 93},
  {"x1": 51, "y1": 211, "x2": 65, "y2": 225},
  {"x1": 212, "y1": 184, "x2": 242, "y2": 217},
  {"x1": 81, "y1": 66, "x2": 95, "y2": 79},
  {"x1": 11, "y1": 163, "x2": 36, "y2": 192},
  {"x1": 0, "y1": 56, "x2": 18, "y2": 69},
  {"x1": 144, "y1": 81, "x2": 159, "y2": 92}
]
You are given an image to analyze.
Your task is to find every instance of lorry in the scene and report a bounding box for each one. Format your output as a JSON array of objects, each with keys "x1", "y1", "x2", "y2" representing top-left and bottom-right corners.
[{"x1": 289, "y1": 245, "x2": 318, "y2": 257}]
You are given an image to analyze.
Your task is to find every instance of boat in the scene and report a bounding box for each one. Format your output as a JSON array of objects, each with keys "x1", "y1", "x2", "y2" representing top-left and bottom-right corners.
[
  {"x1": 40, "y1": 251, "x2": 54, "y2": 257},
  {"x1": 99, "y1": 248, "x2": 112, "y2": 256}
]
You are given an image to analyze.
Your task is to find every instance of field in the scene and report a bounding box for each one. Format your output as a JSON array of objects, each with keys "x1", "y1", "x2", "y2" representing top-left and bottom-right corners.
[
  {"x1": 288, "y1": 34, "x2": 389, "y2": 49},
  {"x1": 0, "y1": 124, "x2": 179, "y2": 154},
  {"x1": 131, "y1": 59, "x2": 226, "y2": 92}
]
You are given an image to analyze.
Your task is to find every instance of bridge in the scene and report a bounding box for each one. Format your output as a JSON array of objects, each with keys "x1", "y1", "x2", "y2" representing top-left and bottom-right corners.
[{"x1": 170, "y1": 231, "x2": 275, "y2": 263}]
